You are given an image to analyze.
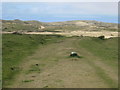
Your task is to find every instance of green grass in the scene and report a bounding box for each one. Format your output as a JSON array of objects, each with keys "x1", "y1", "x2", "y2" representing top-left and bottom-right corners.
[
  {"x1": 76, "y1": 37, "x2": 118, "y2": 88},
  {"x1": 79, "y1": 37, "x2": 118, "y2": 68},
  {"x1": 84, "y1": 54, "x2": 118, "y2": 88},
  {"x1": 2, "y1": 34, "x2": 118, "y2": 87},
  {"x1": 26, "y1": 65, "x2": 41, "y2": 74},
  {"x1": 22, "y1": 80, "x2": 34, "y2": 83},
  {"x1": 2, "y1": 34, "x2": 65, "y2": 86}
]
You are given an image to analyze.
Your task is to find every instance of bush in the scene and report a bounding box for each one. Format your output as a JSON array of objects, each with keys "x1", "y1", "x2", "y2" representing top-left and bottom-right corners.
[{"x1": 98, "y1": 35, "x2": 105, "y2": 40}]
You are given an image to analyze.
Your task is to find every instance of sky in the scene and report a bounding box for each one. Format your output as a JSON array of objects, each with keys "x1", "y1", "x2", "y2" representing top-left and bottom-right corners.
[
  {"x1": 2, "y1": 0, "x2": 120, "y2": 2},
  {"x1": 2, "y1": 2, "x2": 118, "y2": 23}
]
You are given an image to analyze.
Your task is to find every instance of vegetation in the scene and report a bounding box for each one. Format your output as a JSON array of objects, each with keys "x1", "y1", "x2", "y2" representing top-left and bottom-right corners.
[
  {"x1": 98, "y1": 35, "x2": 105, "y2": 40},
  {"x1": 80, "y1": 37, "x2": 118, "y2": 68},
  {"x1": 22, "y1": 80, "x2": 34, "y2": 83},
  {"x1": 2, "y1": 34, "x2": 64, "y2": 86},
  {"x1": 2, "y1": 20, "x2": 118, "y2": 32},
  {"x1": 2, "y1": 34, "x2": 118, "y2": 88}
]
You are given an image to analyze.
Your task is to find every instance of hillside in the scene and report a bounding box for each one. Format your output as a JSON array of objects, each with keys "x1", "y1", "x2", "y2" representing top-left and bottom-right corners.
[{"x1": 2, "y1": 19, "x2": 118, "y2": 32}]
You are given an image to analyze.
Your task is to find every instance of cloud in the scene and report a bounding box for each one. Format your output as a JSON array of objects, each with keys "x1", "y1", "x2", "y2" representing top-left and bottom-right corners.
[
  {"x1": 2, "y1": 2, "x2": 117, "y2": 16},
  {"x1": 69, "y1": 2, "x2": 118, "y2": 15},
  {"x1": 22, "y1": 2, "x2": 117, "y2": 16}
]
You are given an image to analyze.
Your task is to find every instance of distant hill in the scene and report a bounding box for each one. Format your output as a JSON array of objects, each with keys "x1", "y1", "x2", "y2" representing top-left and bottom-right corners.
[{"x1": 2, "y1": 19, "x2": 118, "y2": 32}]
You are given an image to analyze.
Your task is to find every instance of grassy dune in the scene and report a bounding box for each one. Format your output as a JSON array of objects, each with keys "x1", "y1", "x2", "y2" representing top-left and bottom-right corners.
[
  {"x1": 2, "y1": 34, "x2": 118, "y2": 88},
  {"x1": 2, "y1": 20, "x2": 118, "y2": 32}
]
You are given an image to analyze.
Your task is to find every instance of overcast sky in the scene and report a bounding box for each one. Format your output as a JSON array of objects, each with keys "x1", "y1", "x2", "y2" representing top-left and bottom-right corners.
[{"x1": 2, "y1": 2, "x2": 118, "y2": 23}]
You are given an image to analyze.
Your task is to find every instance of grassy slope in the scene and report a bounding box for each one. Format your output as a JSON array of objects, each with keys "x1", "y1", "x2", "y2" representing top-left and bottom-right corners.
[
  {"x1": 79, "y1": 37, "x2": 118, "y2": 68},
  {"x1": 74, "y1": 37, "x2": 118, "y2": 88},
  {"x1": 2, "y1": 34, "x2": 64, "y2": 86}
]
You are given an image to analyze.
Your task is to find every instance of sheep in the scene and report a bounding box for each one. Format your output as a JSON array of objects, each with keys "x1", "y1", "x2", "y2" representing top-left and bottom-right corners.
[{"x1": 70, "y1": 52, "x2": 78, "y2": 57}]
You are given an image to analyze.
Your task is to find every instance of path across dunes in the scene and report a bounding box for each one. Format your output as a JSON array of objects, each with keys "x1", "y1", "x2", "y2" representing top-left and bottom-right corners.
[
  {"x1": 6, "y1": 37, "x2": 118, "y2": 88},
  {"x1": 2, "y1": 31, "x2": 118, "y2": 39}
]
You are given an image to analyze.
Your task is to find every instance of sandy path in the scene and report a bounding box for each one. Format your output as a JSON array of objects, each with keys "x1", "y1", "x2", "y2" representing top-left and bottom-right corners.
[
  {"x1": 2, "y1": 31, "x2": 118, "y2": 38},
  {"x1": 6, "y1": 38, "x2": 118, "y2": 88}
]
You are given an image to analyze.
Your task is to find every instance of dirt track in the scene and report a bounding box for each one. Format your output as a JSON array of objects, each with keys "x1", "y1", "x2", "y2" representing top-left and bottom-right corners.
[
  {"x1": 2, "y1": 31, "x2": 118, "y2": 38},
  {"x1": 6, "y1": 38, "x2": 118, "y2": 88}
]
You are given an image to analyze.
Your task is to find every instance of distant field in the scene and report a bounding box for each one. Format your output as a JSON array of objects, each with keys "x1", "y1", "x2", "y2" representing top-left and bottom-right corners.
[{"x1": 2, "y1": 34, "x2": 118, "y2": 88}]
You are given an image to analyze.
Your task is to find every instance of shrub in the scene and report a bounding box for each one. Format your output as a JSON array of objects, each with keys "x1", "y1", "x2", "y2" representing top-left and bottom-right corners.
[{"x1": 98, "y1": 35, "x2": 105, "y2": 40}]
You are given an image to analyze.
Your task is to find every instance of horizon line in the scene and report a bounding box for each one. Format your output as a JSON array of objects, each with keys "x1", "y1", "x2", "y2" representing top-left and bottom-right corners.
[{"x1": 1, "y1": 19, "x2": 118, "y2": 24}]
